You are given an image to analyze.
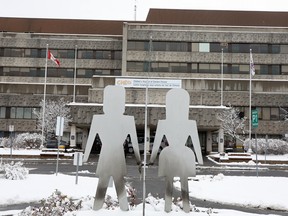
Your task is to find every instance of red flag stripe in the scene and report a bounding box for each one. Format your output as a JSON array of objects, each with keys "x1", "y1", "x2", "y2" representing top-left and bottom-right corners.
[{"x1": 48, "y1": 50, "x2": 60, "y2": 67}]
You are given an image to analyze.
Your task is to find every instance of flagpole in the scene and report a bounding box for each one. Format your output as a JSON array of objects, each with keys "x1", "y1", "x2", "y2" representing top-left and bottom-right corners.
[
  {"x1": 73, "y1": 45, "x2": 77, "y2": 103},
  {"x1": 248, "y1": 49, "x2": 253, "y2": 153},
  {"x1": 142, "y1": 34, "x2": 152, "y2": 216},
  {"x1": 41, "y1": 44, "x2": 49, "y2": 148},
  {"x1": 221, "y1": 48, "x2": 223, "y2": 106}
]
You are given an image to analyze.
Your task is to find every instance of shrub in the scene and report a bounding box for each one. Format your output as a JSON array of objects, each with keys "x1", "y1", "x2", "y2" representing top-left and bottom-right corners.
[
  {"x1": 13, "y1": 133, "x2": 44, "y2": 149},
  {"x1": 19, "y1": 190, "x2": 82, "y2": 216},
  {"x1": 0, "y1": 137, "x2": 11, "y2": 148},
  {"x1": 243, "y1": 139, "x2": 288, "y2": 155},
  {"x1": 1, "y1": 161, "x2": 29, "y2": 180}
]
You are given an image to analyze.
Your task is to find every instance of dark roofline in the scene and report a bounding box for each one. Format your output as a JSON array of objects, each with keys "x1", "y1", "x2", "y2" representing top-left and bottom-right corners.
[
  {"x1": 0, "y1": 9, "x2": 288, "y2": 35},
  {"x1": 146, "y1": 9, "x2": 288, "y2": 27},
  {"x1": 0, "y1": 17, "x2": 129, "y2": 35}
]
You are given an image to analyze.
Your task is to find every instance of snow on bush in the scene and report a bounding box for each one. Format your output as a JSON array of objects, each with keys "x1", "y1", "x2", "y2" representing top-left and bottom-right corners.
[
  {"x1": 0, "y1": 161, "x2": 29, "y2": 180},
  {"x1": 145, "y1": 193, "x2": 214, "y2": 214},
  {"x1": 0, "y1": 133, "x2": 43, "y2": 149},
  {"x1": 0, "y1": 137, "x2": 10, "y2": 148},
  {"x1": 13, "y1": 133, "x2": 43, "y2": 149},
  {"x1": 19, "y1": 190, "x2": 82, "y2": 216},
  {"x1": 243, "y1": 139, "x2": 288, "y2": 154}
]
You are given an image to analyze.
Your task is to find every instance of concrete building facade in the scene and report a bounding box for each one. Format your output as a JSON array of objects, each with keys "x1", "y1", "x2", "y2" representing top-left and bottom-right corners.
[{"x1": 0, "y1": 10, "x2": 288, "y2": 153}]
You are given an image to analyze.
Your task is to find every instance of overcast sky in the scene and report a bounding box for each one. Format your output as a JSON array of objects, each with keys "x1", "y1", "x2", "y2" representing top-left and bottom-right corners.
[{"x1": 1, "y1": 0, "x2": 288, "y2": 21}]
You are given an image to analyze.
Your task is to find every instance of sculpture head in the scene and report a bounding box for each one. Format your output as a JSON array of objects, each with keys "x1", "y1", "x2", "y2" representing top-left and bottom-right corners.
[
  {"x1": 103, "y1": 85, "x2": 125, "y2": 115},
  {"x1": 166, "y1": 88, "x2": 190, "y2": 120}
]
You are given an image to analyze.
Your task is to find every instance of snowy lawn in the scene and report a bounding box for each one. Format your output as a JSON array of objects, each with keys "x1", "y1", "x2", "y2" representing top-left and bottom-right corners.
[
  {"x1": 1, "y1": 149, "x2": 288, "y2": 215},
  {"x1": 0, "y1": 173, "x2": 287, "y2": 216}
]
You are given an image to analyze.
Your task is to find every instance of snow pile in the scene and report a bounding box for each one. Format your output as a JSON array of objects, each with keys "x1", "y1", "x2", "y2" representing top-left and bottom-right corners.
[{"x1": 176, "y1": 174, "x2": 288, "y2": 212}]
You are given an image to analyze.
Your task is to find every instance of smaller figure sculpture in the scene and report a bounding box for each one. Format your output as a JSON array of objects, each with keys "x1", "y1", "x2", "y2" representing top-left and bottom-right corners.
[
  {"x1": 83, "y1": 85, "x2": 141, "y2": 211},
  {"x1": 150, "y1": 88, "x2": 203, "y2": 213}
]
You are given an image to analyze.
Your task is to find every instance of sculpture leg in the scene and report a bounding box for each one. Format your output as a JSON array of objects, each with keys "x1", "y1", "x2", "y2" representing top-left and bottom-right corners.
[
  {"x1": 164, "y1": 176, "x2": 173, "y2": 213},
  {"x1": 93, "y1": 176, "x2": 109, "y2": 210},
  {"x1": 181, "y1": 177, "x2": 190, "y2": 213},
  {"x1": 114, "y1": 176, "x2": 129, "y2": 211}
]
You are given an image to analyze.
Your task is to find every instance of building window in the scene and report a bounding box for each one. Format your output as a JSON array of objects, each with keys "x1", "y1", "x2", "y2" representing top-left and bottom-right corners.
[
  {"x1": 280, "y1": 45, "x2": 288, "y2": 54},
  {"x1": 9, "y1": 107, "x2": 38, "y2": 119},
  {"x1": 127, "y1": 62, "x2": 145, "y2": 72},
  {"x1": 96, "y1": 51, "x2": 111, "y2": 59},
  {"x1": 271, "y1": 65, "x2": 280, "y2": 75},
  {"x1": 199, "y1": 43, "x2": 210, "y2": 52},
  {"x1": 113, "y1": 51, "x2": 122, "y2": 60},
  {"x1": 127, "y1": 41, "x2": 147, "y2": 51},
  {"x1": 262, "y1": 107, "x2": 270, "y2": 120},
  {"x1": 199, "y1": 63, "x2": 221, "y2": 73},
  {"x1": 270, "y1": 108, "x2": 279, "y2": 120},
  {"x1": 78, "y1": 50, "x2": 93, "y2": 59},
  {"x1": 281, "y1": 65, "x2": 288, "y2": 74},
  {"x1": 0, "y1": 107, "x2": 6, "y2": 119},
  {"x1": 191, "y1": 43, "x2": 199, "y2": 52}
]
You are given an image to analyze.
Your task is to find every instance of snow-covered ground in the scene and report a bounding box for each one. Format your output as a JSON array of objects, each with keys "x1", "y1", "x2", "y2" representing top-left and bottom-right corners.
[
  {"x1": 0, "y1": 149, "x2": 288, "y2": 215},
  {"x1": 0, "y1": 173, "x2": 287, "y2": 216}
]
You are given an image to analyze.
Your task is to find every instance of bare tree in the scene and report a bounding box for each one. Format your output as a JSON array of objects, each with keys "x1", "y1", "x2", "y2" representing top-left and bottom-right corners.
[
  {"x1": 216, "y1": 104, "x2": 247, "y2": 148},
  {"x1": 33, "y1": 98, "x2": 72, "y2": 139},
  {"x1": 280, "y1": 107, "x2": 288, "y2": 121}
]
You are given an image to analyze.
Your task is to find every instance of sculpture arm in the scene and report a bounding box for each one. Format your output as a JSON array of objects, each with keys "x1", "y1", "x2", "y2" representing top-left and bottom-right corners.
[
  {"x1": 83, "y1": 115, "x2": 98, "y2": 162},
  {"x1": 190, "y1": 122, "x2": 203, "y2": 165},
  {"x1": 128, "y1": 117, "x2": 141, "y2": 164},
  {"x1": 149, "y1": 121, "x2": 164, "y2": 164}
]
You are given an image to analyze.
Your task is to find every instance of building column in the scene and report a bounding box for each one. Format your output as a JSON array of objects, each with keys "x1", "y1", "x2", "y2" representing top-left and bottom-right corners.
[
  {"x1": 70, "y1": 124, "x2": 76, "y2": 148},
  {"x1": 81, "y1": 128, "x2": 88, "y2": 150},
  {"x1": 206, "y1": 131, "x2": 212, "y2": 154},
  {"x1": 218, "y1": 128, "x2": 224, "y2": 153}
]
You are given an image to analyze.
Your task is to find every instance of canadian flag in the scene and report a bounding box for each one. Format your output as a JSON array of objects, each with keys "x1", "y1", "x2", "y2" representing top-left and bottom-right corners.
[{"x1": 48, "y1": 50, "x2": 60, "y2": 66}]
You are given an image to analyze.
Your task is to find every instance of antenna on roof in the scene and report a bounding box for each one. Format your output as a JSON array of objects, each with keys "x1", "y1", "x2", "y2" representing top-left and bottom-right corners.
[{"x1": 134, "y1": 0, "x2": 137, "y2": 21}]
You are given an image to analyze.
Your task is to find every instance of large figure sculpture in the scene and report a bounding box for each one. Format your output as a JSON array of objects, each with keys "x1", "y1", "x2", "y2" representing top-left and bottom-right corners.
[
  {"x1": 83, "y1": 85, "x2": 141, "y2": 211},
  {"x1": 150, "y1": 88, "x2": 203, "y2": 213}
]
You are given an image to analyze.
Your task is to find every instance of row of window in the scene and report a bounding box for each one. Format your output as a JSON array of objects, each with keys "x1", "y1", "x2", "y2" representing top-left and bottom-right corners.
[
  {"x1": 0, "y1": 106, "x2": 285, "y2": 121},
  {"x1": 127, "y1": 62, "x2": 286, "y2": 75},
  {"x1": 127, "y1": 41, "x2": 288, "y2": 54},
  {"x1": 0, "y1": 48, "x2": 122, "y2": 60},
  {"x1": 0, "y1": 64, "x2": 286, "y2": 76},
  {"x1": 0, "y1": 107, "x2": 40, "y2": 119},
  {"x1": 0, "y1": 67, "x2": 121, "y2": 77},
  {"x1": 237, "y1": 107, "x2": 287, "y2": 121},
  {"x1": 2, "y1": 42, "x2": 288, "y2": 60}
]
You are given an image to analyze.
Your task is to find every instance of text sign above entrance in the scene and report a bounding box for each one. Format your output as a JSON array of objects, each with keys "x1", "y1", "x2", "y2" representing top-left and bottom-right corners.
[
  {"x1": 252, "y1": 109, "x2": 258, "y2": 128},
  {"x1": 115, "y1": 78, "x2": 182, "y2": 89}
]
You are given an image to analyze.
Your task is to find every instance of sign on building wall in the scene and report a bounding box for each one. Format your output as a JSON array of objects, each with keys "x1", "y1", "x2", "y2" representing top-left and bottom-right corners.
[{"x1": 115, "y1": 78, "x2": 182, "y2": 89}]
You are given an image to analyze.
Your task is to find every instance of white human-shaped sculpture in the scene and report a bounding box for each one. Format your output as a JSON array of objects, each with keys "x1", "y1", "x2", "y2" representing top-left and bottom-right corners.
[
  {"x1": 150, "y1": 88, "x2": 203, "y2": 213},
  {"x1": 83, "y1": 85, "x2": 141, "y2": 211}
]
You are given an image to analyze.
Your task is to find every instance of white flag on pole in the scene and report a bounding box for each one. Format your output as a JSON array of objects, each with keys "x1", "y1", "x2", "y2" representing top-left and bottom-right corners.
[{"x1": 250, "y1": 51, "x2": 255, "y2": 76}]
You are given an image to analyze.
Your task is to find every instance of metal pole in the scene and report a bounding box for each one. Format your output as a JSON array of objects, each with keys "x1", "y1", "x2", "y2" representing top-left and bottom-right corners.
[
  {"x1": 75, "y1": 153, "x2": 79, "y2": 184},
  {"x1": 265, "y1": 134, "x2": 268, "y2": 164},
  {"x1": 9, "y1": 131, "x2": 12, "y2": 158},
  {"x1": 248, "y1": 49, "x2": 253, "y2": 153},
  {"x1": 41, "y1": 44, "x2": 49, "y2": 148},
  {"x1": 56, "y1": 136, "x2": 60, "y2": 176},
  {"x1": 73, "y1": 45, "x2": 77, "y2": 103},
  {"x1": 255, "y1": 132, "x2": 258, "y2": 177},
  {"x1": 142, "y1": 35, "x2": 152, "y2": 216},
  {"x1": 221, "y1": 48, "x2": 223, "y2": 106}
]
